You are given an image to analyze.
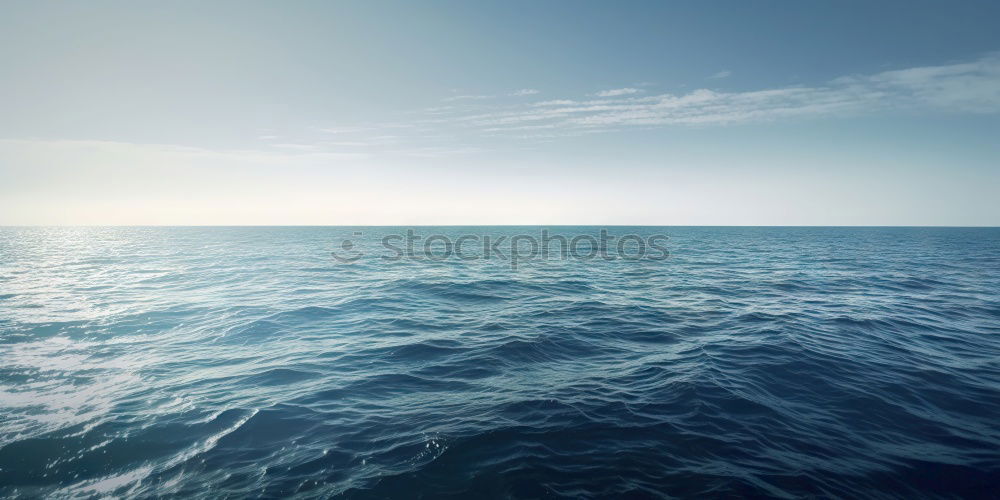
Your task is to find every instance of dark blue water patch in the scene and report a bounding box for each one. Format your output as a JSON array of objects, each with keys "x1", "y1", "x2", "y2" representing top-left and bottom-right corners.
[{"x1": 1, "y1": 227, "x2": 999, "y2": 498}]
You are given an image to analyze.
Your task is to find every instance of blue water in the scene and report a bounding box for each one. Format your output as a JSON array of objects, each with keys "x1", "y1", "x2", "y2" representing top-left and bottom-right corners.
[{"x1": 1, "y1": 227, "x2": 998, "y2": 498}]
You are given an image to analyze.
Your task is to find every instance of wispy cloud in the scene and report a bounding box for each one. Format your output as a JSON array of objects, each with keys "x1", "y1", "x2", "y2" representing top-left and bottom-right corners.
[
  {"x1": 240, "y1": 53, "x2": 1000, "y2": 152},
  {"x1": 710, "y1": 70, "x2": 732, "y2": 79},
  {"x1": 835, "y1": 56, "x2": 1000, "y2": 113},
  {"x1": 430, "y1": 53, "x2": 1000, "y2": 135},
  {"x1": 595, "y1": 87, "x2": 642, "y2": 97},
  {"x1": 533, "y1": 100, "x2": 575, "y2": 107}
]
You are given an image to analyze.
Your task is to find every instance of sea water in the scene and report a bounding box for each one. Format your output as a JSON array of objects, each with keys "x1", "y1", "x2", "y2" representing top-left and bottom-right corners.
[{"x1": 1, "y1": 226, "x2": 998, "y2": 497}]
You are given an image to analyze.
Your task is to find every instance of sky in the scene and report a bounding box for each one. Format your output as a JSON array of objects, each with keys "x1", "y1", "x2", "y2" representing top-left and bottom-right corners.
[{"x1": 1, "y1": 0, "x2": 999, "y2": 225}]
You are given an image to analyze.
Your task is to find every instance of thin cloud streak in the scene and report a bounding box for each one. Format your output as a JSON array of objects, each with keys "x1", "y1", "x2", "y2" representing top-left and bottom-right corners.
[
  {"x1": 444, "y1": 53, "x2": 1000, "y2": 134},
  {"x1": 234, "y1": 54, "x2": 1000, "y2": 153},
  {"x1": 595, "y1": 87, "x2": 642, "y2": 97}
]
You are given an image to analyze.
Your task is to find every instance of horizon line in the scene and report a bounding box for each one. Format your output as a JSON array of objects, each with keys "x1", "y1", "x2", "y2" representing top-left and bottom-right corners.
[{"x1": 2, "y1": 224, "x2": 998, "y2": 229}]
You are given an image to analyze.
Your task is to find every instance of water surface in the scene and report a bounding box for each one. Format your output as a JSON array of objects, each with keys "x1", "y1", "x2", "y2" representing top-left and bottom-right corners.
[{"x1": 1, "y1": 227, "x2": 998, "y2": 498}]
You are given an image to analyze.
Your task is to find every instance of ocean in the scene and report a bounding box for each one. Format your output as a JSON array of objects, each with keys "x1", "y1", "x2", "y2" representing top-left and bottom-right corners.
[{"x1": 1, "y1": 226, "x2": 998, "y2": 498}]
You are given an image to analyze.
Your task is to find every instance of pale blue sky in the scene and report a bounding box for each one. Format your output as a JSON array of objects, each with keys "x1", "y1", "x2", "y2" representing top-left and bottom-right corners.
[{"x1": 1, "y1": 0, "x2": 998, "y2": 225}]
